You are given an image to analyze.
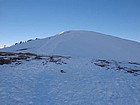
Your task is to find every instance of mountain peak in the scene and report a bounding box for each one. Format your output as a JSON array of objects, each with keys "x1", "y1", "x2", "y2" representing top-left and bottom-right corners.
[{"x1": 58, "y1": 30, "x2": 99, "y2": 35}]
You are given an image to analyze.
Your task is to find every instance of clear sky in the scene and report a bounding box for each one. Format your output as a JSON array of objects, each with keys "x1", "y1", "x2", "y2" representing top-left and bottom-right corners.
[{"x1": 0, "y1": 0, "x2": 140, "y2": 48}]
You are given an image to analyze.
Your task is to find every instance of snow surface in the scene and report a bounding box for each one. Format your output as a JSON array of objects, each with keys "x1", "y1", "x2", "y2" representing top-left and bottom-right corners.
[
  {"x1": 1, "y1": 30, "x2": 140, "y2": 62},
  {"x1": 0, "y1": 31, "x2": 140, "y2": 105},
  {"x1": 0, "y1": 57, "x2": 140, "y2": 105}
]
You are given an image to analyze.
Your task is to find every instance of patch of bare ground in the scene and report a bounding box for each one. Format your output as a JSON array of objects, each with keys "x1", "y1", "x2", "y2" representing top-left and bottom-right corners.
[{"x1": 0, "y1": 52, "x2": 70, "y2": 65}]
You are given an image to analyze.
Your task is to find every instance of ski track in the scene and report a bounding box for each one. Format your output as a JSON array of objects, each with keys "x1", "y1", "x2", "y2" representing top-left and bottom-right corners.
[{"x1": 0, "y1": 58, "x2": 140, "y2": 105}]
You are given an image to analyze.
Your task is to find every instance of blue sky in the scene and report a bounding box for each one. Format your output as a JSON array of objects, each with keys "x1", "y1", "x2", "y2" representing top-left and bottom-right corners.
[{"x1": 0, "y1": 0, "x2": 140, "y2": 47}]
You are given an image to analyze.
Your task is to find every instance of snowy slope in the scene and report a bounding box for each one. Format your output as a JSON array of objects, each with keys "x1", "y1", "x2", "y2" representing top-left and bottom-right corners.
[
  {"x1": 1, "y1": 30, "x2": 140, "y2": 62},
  {"x1": 0, "y1": 31, "x2": 140, "y2": 105},
  {"x1": 0, "y1": 57, "x2": 140, "y2": 105}
]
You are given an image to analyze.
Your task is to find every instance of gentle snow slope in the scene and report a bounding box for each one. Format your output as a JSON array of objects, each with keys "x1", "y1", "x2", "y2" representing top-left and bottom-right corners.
[
  {"x1": 1, "y1": 31, "x2": 140, "y2": 62},
  {"x1": 0, "y1": 57, "x2": 140, "y2": 105}
]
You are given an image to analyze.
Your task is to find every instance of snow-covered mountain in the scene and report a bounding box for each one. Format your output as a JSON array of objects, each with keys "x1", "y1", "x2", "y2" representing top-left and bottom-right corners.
[
  {"x1": 1, "y1": 30, "x2": 140, "y2": 62},
  {"x1": 0, "y1": 31, "x2": 140, "y2": 105}
]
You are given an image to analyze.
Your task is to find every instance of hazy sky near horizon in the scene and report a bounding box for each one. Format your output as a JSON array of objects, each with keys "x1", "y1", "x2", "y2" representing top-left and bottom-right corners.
[{"x1": 0, "y1": 0, "x2": 140, "y2": 47}]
